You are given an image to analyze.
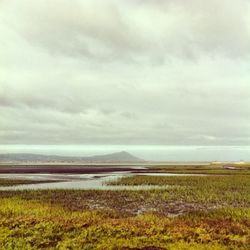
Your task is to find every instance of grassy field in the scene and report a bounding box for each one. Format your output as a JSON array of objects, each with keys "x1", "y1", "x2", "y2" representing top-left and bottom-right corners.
[
  {"x1": 148, "y1": 163, "x2": 250, "y2": 175},
  {"x1": 0, "y1": 198, "x2": 249, "y2": 250},
  {"x1": 0, "y1": 165, "x2": 249, "y2": 249}
]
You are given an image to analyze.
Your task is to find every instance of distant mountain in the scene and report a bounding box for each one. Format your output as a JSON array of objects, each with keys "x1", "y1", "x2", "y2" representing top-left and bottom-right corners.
[
  {"x1": 88, "y1": 151, "x2": 141, "y2": 162},
  {"x1": 0, "y1": 151, "x2": 143, "y2": 162}
]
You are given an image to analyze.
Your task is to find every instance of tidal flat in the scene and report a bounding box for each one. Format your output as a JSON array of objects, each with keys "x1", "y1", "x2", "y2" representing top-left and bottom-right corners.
[{"x1": 0, "y1": 163, "x2": 249, "y2": 249}]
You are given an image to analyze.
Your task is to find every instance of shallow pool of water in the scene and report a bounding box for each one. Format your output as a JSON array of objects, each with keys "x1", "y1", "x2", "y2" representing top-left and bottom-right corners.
[{"x1": 0, "y1": 172, "x2": 204, "y2": 191}]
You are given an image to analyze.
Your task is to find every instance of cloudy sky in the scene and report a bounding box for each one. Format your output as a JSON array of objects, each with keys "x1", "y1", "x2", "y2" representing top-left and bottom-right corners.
[{"x1": 0, "y1": 0, "x2": 250, "y2": 159}]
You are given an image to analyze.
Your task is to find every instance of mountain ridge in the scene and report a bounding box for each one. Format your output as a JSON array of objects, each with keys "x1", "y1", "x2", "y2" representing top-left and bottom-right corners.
[{"x1": 0, "y1": 151, "x2": 143, "y2": 162}]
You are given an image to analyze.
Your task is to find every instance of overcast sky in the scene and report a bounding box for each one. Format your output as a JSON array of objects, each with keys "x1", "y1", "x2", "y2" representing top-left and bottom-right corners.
[{"x1": 0, "y1": 0, "x2": 250, "y2": 158}]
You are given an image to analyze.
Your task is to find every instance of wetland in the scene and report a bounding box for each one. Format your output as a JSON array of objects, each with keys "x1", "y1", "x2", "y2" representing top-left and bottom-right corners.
[{"x1": 0, "y1": 162, "x2": 249, "y2": 249}]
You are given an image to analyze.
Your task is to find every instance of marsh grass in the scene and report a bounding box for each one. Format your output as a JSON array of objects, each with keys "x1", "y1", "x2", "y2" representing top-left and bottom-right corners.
[
  {"x1": 149, "y1": 163, "x2": 250, "y2": 175},
  {"x1": 108, "y1": 175, "x2": 250, "y2": 206},
  {"x1": 0, "y1": 198, "x2": 249, "y2": 249},
  {"x1": 0, "y1": 168, "x2": 250, "y2": 249}
]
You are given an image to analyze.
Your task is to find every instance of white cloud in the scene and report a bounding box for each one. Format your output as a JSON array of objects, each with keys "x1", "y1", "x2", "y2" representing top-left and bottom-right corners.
[{"x1": 0, "y1": 0, "x2": 250, "y2": 149}]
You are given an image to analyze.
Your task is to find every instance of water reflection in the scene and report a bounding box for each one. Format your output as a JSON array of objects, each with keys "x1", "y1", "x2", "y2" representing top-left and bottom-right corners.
[{"x1": 0, "y1": 172, "x2": 204, "y2": 191}]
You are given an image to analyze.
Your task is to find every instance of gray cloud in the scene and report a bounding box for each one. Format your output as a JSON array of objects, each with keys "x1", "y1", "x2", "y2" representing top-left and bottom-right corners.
[
  {"x1": 0, "y1": 0, "x2": 250, "y2": 153},
  {"x1": 1, "y1": 0, "x2": 249, "y2": 62}
]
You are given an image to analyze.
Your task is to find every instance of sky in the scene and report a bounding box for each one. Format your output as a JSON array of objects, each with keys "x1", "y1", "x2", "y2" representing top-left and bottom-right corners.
[{"x1": 0, "y1": 0, "x2": 250, "y2": 160}]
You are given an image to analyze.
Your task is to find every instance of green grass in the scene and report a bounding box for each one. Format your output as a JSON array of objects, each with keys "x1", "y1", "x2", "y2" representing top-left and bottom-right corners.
[
  {"x1": 108, "y1": 175, "x2": 250, "y2": 205},
  {"x1": 0, "y1": 198, "x2": 249, "y2": 249},
  {"x1": 148, "y1": 163, "x2": 250, "y2": 175},
  {"x1": 0, "y1": 168, "x2": 250, "y2": 249}
]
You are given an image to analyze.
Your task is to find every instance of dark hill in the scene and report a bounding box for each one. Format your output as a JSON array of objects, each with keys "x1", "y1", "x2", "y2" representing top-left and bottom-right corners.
[{"x1": 0, "y1": 151, "x2": 142, "y2": 162}]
